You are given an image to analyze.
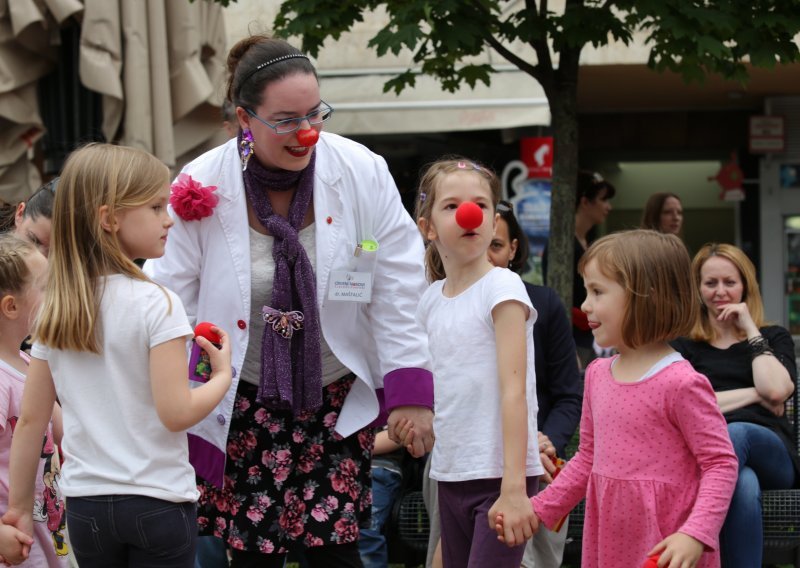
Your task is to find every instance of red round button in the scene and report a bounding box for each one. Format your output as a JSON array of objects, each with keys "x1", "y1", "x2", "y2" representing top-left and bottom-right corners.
[
  {"x1": 237, "y1": 320, "x2": 246, "y2": 330},
  {"x1": 326, "y1": 216, "x2": 333, "y2": 225}
]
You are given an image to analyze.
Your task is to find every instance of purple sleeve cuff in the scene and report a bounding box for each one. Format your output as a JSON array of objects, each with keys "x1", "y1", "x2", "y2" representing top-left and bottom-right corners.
[{"x1": 383, "y1": 367, "x2": 434, "y2": 412}]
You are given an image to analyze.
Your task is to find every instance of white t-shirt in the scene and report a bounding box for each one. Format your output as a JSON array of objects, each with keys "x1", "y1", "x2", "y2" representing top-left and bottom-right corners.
[
  {"x1": 31, "y1": 275, "x2": 196, "y2": 503},
  {"x1": 417, "y1": 267, "x2": 544, "y2": 482}
]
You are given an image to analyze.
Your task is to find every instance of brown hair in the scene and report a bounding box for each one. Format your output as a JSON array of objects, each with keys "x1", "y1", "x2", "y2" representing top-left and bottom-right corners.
[
  {"x1": 576, "y1": 170, "x2": 615, "y2": 212},
  {"x1": 579, "y1": 229, "x2": 698, "y2": 349},
  {"x1": 415, "y1": 157, "x2": 501, "y2": 282},
  {"x1": 226, "y1": 35, "x2": 318, "y2": 112},
  {"x1": 640, "y1": 192, "x2": 682, "y2": 232},
  {"x1": 496, "y1": 200, "x2": 529, "y2": 275},
  {"x1": 0, "y1": 178, "x2": 57, "y2": 233},
  {"x1": 689, "y1": 243, "x2": 765, "y2": 342}
]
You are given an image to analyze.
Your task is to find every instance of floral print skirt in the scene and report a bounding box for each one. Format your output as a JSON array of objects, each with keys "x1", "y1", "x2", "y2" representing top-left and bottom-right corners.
[{"x1": 197, "y1": 374, "x2": 375, "y2": 554}]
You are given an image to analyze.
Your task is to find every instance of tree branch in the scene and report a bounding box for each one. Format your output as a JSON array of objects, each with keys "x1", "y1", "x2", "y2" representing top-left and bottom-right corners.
[
  {"x1": 484, "y1": 34, "x2": 540, "y2": 80},
  {"x1": 523, "y1": 0, "x2": 553, "y2": 81}
]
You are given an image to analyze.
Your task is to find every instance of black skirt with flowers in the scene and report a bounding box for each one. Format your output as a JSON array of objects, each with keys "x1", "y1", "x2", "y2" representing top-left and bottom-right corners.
[{"x1": 197, "y1": 374, "x2": 375, "y2": 554}]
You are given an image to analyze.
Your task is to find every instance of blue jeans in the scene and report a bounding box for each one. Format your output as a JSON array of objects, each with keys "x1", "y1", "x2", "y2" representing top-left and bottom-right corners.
[
  {"x1": 358, "y1": 466, "x2": 402, "y2": 568},
  {"x1": 195, "y1": 536, "x2": 229, "y2": 567},
  {"x1": 66, "y1": 495, "x2": 197, "y2": 567},
  {"x1": 721, "y1": 422, "x2": 796, "y2": 568}
]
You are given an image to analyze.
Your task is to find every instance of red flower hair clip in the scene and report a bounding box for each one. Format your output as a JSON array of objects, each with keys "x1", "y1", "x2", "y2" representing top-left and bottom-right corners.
[{"x1": 170, "y1": 174, "x2": 219, "y2": 221}]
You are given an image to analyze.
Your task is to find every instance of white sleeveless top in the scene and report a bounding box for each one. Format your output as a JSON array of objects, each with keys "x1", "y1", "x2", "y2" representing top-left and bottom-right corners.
[{"x1": 240, "y1": 224, "x2": 351, "y2": 387}]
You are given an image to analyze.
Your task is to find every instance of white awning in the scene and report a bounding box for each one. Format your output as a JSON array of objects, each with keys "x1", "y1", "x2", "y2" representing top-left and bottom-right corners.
[{"x1": 320, "y1": 69, "x2": 550, "y2": 135}]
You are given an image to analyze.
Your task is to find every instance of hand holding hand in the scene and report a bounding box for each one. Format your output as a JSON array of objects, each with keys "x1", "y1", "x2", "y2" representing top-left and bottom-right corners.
[
  {"x1": 488, "y1": 490, "x2": 537, "y2": 547},
  {"x1": 493, "y1": 508, "x2": 539, "y2": 547},
  {"x1": 0, "y1": 513, "x2": 33, "y2": 566},
  {"x1": 647, "y1": 532, "x2": 704, "y2": 568},
  {"x1": 388, "y1": 406, "x2": 434, "y2": 458}
]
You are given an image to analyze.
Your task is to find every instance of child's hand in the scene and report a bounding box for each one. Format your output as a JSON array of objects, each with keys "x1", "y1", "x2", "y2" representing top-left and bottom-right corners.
[
  {"x1": 0, "y1": 520, "x2": 33, "y2": 565},
  {"x1": 647, "y1": 532, "x2": 704, "y2": 567},
  {"x1": 487, "y1": 490, "x2": 538, "y2": 547},
  {"x1": 493, "y1": 510, "x2": 540, "y2": 546},
  {"x1": 538, "y1": 432, "x2": 558, "y2": 483},
  {"x1": 393, "y1": 418, "x2": 418, "y2": 453},
  {"x1": 196, "y1": 327, "x2": 232, "y2": 385}
]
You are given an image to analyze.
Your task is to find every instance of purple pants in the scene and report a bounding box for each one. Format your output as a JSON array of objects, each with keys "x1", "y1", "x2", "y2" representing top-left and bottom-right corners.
[{"x1": 438, "y1": 476, "x2": 539, "y2": 568}]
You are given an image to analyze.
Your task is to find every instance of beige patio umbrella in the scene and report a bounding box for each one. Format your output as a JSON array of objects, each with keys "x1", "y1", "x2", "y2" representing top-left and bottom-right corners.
[
  {"x1": 80, "y1": 0, "x2": 227, "y2": 168},
  {"x1": 0, "y1": 0, "x2": 226, "y2": 204},
  {"x1": 0, "y1": 0, "x2": 80, "y2": 202}
]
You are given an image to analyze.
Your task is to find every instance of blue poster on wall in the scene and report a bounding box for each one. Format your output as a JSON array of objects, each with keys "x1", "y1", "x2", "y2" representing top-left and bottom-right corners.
[
  {"x1": 513, "y1": 180, "x2": 551, "y2": 285},
  {"x1": 501, "y1": 159, "x2": 552, "y2": 285}
]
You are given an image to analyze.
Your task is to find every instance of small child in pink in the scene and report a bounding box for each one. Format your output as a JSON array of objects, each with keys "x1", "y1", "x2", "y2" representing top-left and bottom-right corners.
[
  {"x1": 496, "y1": 230, "x2": 738, "y2": 567},
  {"x1": 0, "y1": 234, "x2": 68, "y2": 566}
]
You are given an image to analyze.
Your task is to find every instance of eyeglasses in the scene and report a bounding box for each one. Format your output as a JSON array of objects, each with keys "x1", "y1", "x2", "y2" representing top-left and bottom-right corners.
[{"x1": 245, "y1": 101, "x2": 334, "y2": 135}]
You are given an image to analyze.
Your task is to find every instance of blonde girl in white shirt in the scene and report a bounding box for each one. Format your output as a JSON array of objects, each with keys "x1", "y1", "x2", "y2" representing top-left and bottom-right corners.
[
  {"x1": 3, "y1": 143, "x2": 232, "y2": 567},
  {"x1": 408, "y1": 157, "x2": 541, "y2": 567}
]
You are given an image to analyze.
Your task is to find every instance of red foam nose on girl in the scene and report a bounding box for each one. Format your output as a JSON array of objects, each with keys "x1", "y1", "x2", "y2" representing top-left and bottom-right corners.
[
  {"x1": 455, "y1": 201, "x2": 483, "y2": 230},
  {"x1": 296, "y1": 128, "x2": 319, "y2": 147}
]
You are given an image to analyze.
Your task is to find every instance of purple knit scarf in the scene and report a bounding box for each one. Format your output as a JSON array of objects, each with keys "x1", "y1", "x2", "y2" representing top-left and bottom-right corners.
[{"x1": 239, "y1": 132, "x2": 322, "y2": 415}]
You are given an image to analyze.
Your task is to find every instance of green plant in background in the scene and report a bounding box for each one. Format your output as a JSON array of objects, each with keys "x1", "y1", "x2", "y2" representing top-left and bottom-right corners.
[{"x1": 202, "y1": 0, "x2": 800, "y2": 313}]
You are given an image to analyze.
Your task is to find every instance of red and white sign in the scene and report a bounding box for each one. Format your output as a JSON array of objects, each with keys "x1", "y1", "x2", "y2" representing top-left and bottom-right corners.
[
  {"x1": 749, "y1": 115, "x2": 785, "y2": 153},
  {"x1": 520, "y1": 137, "x2": 553, "y2": 179}
]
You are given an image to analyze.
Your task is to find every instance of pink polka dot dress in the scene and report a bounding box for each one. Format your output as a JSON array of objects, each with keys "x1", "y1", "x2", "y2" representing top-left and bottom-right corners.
[{"x1": 532, "y1": 356, "x2": 738, "y2": 568}]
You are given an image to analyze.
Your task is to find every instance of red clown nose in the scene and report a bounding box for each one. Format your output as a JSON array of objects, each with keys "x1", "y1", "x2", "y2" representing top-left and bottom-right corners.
[
  {"x1": 194, "y1": 321, "x2": 221, "y2": 345},
  {"x1": 455, "y1": 201, "x2": 483, "y2": 230},
  {"x1": 296, "y1": 128, "x2": 319, "y2": 147}
]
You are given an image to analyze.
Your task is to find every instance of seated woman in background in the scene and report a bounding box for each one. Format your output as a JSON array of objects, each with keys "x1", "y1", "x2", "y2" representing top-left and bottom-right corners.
[
  {"x1": 672, "y1": 243, "x2": 798, "y2": 568},
  {"x1": 640, "y1": 192, "x2": 683, "y2": 236},
  {"x1": 0, "y1": 178, "x2": 56, "y2": 256}
]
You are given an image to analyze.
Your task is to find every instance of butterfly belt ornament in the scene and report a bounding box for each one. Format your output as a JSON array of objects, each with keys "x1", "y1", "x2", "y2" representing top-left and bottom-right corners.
[{"x1": 262, "y1": 306, "x2": 304, "y2": 339}]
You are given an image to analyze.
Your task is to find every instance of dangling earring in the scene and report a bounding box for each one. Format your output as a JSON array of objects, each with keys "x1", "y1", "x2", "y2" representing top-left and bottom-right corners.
[{"x1": 240, "y1": 128, "x2": 254, "y2": 171}]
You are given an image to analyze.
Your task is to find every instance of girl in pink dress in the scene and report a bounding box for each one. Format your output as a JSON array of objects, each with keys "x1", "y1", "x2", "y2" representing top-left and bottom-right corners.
[{"x1": 497, "y1": 230, "x2": 738, "y2": 567}]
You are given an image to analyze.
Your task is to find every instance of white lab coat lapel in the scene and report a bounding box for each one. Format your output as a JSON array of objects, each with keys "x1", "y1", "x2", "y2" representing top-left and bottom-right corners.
[
  {"x1": 214, "y1": 145, "x2": 252, "y2": 320},
  {"x1": 313, "y1": 148, "x2": 344, "y2": 308}
]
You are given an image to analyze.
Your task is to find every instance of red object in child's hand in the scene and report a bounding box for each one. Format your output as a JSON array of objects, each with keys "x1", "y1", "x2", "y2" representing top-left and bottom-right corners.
[
  {"x1": 296, "y1": 128, "x2": 319, "y2": 147},
  {"x1": 642, "y1": 554, "x2": 661, "y2": 568},
  {"x1": 194, "y1": 322, "x2": 221, "y2": 344},
  {"x1": 455, "y1": 202, "x2": 483, "y2": 230}
]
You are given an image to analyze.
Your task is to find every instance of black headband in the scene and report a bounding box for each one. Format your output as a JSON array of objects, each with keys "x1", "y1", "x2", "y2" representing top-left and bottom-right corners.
[{"x1": 239, "y1": 53, "x2": 310, "y2": 89}]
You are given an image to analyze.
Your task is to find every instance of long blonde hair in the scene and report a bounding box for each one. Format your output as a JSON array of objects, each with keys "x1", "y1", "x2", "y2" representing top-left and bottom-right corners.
[
  {"x1": 34, "y1": 143, "x2": 170, "y2": 353},
  {"x1": 689, "y1": 243, "x2": 765, "y2": 342},
  {"x1": 414, "y1": 157, "x2": 501, "y2": 282}
]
